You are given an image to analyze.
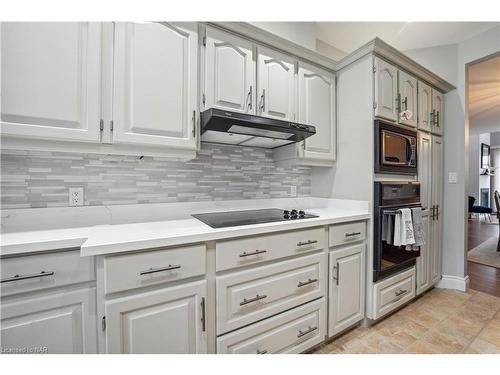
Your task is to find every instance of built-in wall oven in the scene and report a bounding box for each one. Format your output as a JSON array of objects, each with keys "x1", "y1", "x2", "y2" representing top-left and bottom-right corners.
[
  {"x1": 373, "y1": 182, "x2": 421, "y2": 282},
  {"x1": 375, "y1": 120, "x2": 417, "y2": 175}
]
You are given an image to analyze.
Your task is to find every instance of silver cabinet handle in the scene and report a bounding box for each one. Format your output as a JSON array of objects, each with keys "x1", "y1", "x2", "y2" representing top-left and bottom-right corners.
[
  {"x1": 435, "y1": 204, "x2": 440, "y2": 220},
  {"x1": 200, "y1": 297, "x2": 206, "y2": 332},
  {"x1": 345, "y1": 232, "x2": 361, "y2": 237},
  {"x1": 239, "y1": 249, "x2": 267, "y2": 258},
  {"x1": 435, "y1": 111, "x2": 440, "y2": 127},
  {"x1": 297, "y1": 240, "x2": 318, "y2": 247},
  {"x1": 139, "y1": 264, "x2": 181, "y2": 275},
  {"x1": 395, "y1": 289, "x2": 408, "y2": 297},
  {"x1": 247, "y1": 86, "x2": 253, "y2": 110},
  {"x1": 260, "y1": 89, "x2": 266, "y2": 113},
  {"x1": 402, "y1": 96, "x2": 408, "y2": 111},
  {"x1": 297, "y1": 326, "x2": 318, "y2": 338},
  {"x1": 192, "y1": 110, "x2": 196, "y2": 137},
  {"x1": 297, "y1": 278, "x2": 318, "y2": 288},
  {"x1": 333, "y1": 262, "x2": 339, "y2": 286},
  {"x1": 1, "y1": 270, "x2": 54, "y2": 283},
  {"x1": 256, "y1": 349, "x2": 268, "y2": 354},
  {"x1": 240, "y1": 294, "x2": 267, "y2": 306}
]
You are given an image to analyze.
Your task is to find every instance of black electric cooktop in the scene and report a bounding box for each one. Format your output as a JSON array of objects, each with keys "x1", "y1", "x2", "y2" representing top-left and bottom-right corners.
[{"x1": 192, "y1": 208, "x2": 318, "y2": 229}]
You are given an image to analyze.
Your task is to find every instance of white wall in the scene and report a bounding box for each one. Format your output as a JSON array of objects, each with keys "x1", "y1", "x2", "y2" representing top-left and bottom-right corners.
[
  {"x1": 249, "y1": 22, "x2": 317, "y2": 50},
  {"x1": 404, "y1": 25, "x2": 500, "y2": 286}
]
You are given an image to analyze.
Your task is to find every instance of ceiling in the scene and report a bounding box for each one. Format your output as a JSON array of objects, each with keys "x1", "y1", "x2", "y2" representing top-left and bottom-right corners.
[
  {"x1": 468, "y1": 55, "x2": 500, "y2": 134},
  {"x1": 316, "y1": 22, "x2": 500, "y2": 56}
]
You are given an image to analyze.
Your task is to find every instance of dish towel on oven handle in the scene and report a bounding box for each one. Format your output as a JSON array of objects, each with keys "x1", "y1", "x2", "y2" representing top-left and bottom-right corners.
[
  {"x1": 407, "y1": 207, "x2": 425, "y2": 251},
  {"x1": 393, "y1": 208, "x2": 415, "y2": 248}
]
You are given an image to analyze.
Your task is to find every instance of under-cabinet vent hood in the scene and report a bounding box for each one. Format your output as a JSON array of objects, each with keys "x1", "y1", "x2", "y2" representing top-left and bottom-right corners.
[{"x1": 200, "y1": 108, "x2": 316, "y2": 149}]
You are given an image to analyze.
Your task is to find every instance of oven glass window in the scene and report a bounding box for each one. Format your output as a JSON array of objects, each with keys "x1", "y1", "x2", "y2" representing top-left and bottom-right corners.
[{"x1": 383, "y1": 131, "x2": 408, "y2": 166}]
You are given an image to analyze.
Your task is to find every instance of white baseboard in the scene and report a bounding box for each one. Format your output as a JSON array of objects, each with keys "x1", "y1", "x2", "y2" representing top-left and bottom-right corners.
[{"x1": 436, "y1": 275, "x2": 470, "y2": 292}]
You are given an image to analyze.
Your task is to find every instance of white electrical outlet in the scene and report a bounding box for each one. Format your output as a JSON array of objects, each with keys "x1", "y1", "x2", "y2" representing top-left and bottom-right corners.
[
  {"x1": 448, "y1": 172, "x2": 457, "y2": 184},
  {"x1": 290, "y1": 185, "x2": 297, "y2": 197},
  {"x1": 69, "y1": 187, "x2": 84, "y2": 207}
]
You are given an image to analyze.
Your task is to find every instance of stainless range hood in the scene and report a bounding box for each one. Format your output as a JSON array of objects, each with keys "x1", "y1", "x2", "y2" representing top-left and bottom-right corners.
[{"x1": 200, "y1": 108, "x2": 316, "y2": 149}]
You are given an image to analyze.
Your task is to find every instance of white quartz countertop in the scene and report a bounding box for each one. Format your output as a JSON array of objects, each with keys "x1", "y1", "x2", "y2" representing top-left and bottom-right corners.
[{"x1": 0, "y1": 198, "x2": 370, "y2": 257}]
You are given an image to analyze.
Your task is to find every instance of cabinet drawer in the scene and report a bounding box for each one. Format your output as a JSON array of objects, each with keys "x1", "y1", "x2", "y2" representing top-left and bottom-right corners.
[
  {"x1": 216, "y1": 252, "x2": 326, "y2": 334},
  {"x1": 373, "y1": 267, "x2": 416, "y2": 320},
  {"x1": 329, "y1": 221, "x2": 366, "y2": 247},
  {"x1": 217, "y1": 298, "x2": 326, "y2": 354},
  {"x1": 1, "y1": 250, "x2": 94, "y2": 297},
  {"x1": 104, "y1": 244, "x2": 206, "y2": 294},
  {"x1": 216, "y1": 227, "x2": 324, "y2": 272}
]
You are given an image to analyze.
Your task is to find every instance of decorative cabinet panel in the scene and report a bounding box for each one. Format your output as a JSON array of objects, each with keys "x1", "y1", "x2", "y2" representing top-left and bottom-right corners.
[
  {"x1": 416, "y1": 213, "x2": 432, "y2": 295},
  {"x1": 297, "y1": 62, "x2": 336, "y2": 161},
  {"x1": 431, "y1": 90, "x2": 444, "y2": 136},
  {"x1": 431, "y1": 136, "x2": 443, "y2": 283},
  {"x1": 105, "y1": 280, "x2": 207, "y2": 354},
  {"x1": 374, "y1": 57, "x2": 398, "y2": 122},
  {"x1": 418, "y1": 131, "x2": 432, "y2": 212},
  {"x1": 203, "y1": 27, "x2": 255, "y2": 114},
  {"x1": 257, "y1": 47, "x2": 296, "y2": 121},
  {"x1": 0, "y1": 288, "x2": 97, "y2": 354},
  {"x1": 398, "y1": 70, "x2": 418, "y2": 127},
  {"x1": 0, "y1": 22, "x2": 102, "y2": 142},
  {"x1": 328, "y1": 244, "x2": 365, "y2": 337},
  {"x1": 418, "y1": 81, "x2": 433, "y2": 132},
  {"x1": 112, "y1": 22, "x2": 198, "y2": 150}
]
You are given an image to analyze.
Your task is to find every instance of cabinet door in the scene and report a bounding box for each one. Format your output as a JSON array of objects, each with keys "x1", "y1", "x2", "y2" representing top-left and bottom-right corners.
[
  {"x1": 418, "y1": 131, "x2": 432, "y2": 212},
  {"x1": 431, "y1": 136, "x2": 443, "y2": 283},
  {"x1": 204, "y1": 27, "x2": 255, "y2": 113},
  {"x1": 105, "y1": 280, "x2": 207, "y2": 354},
  {"x1": 418, "y1": 81, "x2": 432, "y2": 132},
  {"x1": 112, "y1": 22, "x2": 197, "y2": 149},
  {"x1": 297, "y1": 62, "x2": 336, "y2": 161},
  {"x1": 1, "y1": 288, "x2": 97, "y2": 354},
  {"x1": 431, "y1": 90, "x2": 444, "y2": 136},
  {"x1": 398, "y1": 70, "x2": 418, "y2": 127},
  {"x1": 257, "y1": 47, "x2": 296, "y2": 121},
  {"x1": 0, "y1": 22, "x2": 101, "y2": 142},
  {"x1": 374, "y1": 57, "x2": 398, "y2": 122},
  {"x1": 328, "y1": 244, "x2": 365, "y2": 337},
  {"x1": 416, "y1": 213, "x2": 432, "y2": 295}
]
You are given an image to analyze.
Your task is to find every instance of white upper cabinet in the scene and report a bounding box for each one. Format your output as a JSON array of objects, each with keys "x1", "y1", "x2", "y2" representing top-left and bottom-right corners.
[
  {"x1": 0, "y1": 22, "x2": 101, "y2": 142},
  {"x1": 398, "y1": 70, "x2": 418, "y2": 127},
  {"x1": 112, "y1": 22, "x2": 198, "y2": 150},
  {"x1": 297, "y1": 62, "x2": 336, "y2": 161},
  {"x1": 257, "y1": 47, "x2": 296, "y2": 121},
  {"x1": 203, "y1": 27, "x2": 255, "y2": 114},
  {"x1": 431, "y1": 90, "x2": 444, "y2": 136},
  {"x1": 417, "y1": 81, "x2": 432, "y2": 132},
  {"x1": 374, "y1": 57, "x2": 398, "y2": 122}
]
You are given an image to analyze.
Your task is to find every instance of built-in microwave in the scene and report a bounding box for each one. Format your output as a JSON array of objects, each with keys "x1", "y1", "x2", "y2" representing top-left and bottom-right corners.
[{"x1": 375, "y1": 120, "x2": 417, "y2": 175}]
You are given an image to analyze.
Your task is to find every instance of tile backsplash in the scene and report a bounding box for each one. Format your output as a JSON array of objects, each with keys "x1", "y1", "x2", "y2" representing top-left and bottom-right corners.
[{"x1": 1, "y1": 143, "x2": 312, "y2": 209}]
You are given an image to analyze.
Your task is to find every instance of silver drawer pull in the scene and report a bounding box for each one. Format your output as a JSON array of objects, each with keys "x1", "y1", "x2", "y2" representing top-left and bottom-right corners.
[
  {"x1": 297, "y1": 278, "x2": 319, "y2": 288},
  {"x1": 256, "y1": 349, "x2": 268, "y2": 354},
  {"x1": 395, "y1": 289, "x2": 408, "y2": 297},
  {"x1": 240, "y1": 294, "x2": 267, "y2": 306},
  {"x1": 239, "y1": 249, "x2": 267, "y2": 258},
  {"x1": 345, "y1": 231, "x2": 361, "y2": 237},
  {"x1": 139, "y1": 264, "x2": 181, "y2": 275},
  {"x1": 1, "y1": 270, "x2": 54, "y2": 283},
  {"x1": 297, "y1": 326, "x2": 318, "y2": 338},
  {"x1": 297, "y1": 240, "x2": 318, "y2": 247}
]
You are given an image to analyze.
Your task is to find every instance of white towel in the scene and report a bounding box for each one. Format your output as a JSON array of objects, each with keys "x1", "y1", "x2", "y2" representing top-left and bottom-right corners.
[
  {"x1": 400, "y1": 208, "x2": 416, "y2": 246},
  {"x1": 411, "y1": 207, "x2": 425, "y2": 247},
  {"x1": 393, "y1": 211, "x2": 402, "y2": 247}
]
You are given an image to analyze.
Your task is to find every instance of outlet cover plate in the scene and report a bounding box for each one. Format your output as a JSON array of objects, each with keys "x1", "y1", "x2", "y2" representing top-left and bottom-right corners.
[{"x1": 69, "y1": 187, "x2": 84, "y2": 207}]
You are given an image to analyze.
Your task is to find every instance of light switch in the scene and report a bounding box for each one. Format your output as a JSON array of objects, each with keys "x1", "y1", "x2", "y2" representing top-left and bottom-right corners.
[{"x1": 448, "y1": 172, "x2": 457, "y2": 184}]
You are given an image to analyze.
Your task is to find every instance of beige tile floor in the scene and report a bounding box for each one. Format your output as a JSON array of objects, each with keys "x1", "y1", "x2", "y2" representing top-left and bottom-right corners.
[{"x1": 313, "y1": 288, "x2": 500, "y2": 354}]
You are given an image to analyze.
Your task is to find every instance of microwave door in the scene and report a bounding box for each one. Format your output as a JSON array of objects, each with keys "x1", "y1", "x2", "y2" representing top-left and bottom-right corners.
[{"x1": 382, "y1": 131, "x2": 407, "y2": 166}]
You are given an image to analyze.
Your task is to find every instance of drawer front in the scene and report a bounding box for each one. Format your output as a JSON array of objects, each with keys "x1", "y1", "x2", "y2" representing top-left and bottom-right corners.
[
  {"x1": 329, "y1": 221, "x2": 366, "y2": 247},
  {"x1": 373, "y1": 267, "x2": 416, "y2": 319},
  {"x1": 216, "y1": 227, "x2": 324, "y2": 272},
  {"x1": 217, "y1": 298, "x2": 326, "y2": 354},
  {"x1": 216, "y1": 252, "x2": 326, "y2": 334},
  {"x1": 104, "y1": 244, "x2": 206, "y2": 294},
  {"x1": 1, "y1": 250, "x2": 94, "y2": 297}
]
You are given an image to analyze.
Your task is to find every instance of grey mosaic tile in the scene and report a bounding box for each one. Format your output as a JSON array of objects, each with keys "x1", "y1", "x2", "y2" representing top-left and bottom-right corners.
[{"x1": 1, "y1": 143, "x2": 312, "y2": 209}]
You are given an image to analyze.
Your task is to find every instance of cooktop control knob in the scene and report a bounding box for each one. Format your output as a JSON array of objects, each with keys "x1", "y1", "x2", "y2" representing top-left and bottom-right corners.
[
  {"x1": 283, "y1": 210, "x2": 290, "y2": 219},
  {"x1": 299, "y1": 210, "x2": 305, "y2": 218}
]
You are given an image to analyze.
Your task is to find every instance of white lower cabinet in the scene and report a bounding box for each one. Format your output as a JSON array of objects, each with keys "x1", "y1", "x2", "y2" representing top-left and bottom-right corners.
[
  {"x1": 217, "y1": 298, "x2": 326, "y2": 354},
  {"x1": 328, "y1": 244, "x2": 365, "y2": 337},
  {"x1": 1, "y1": 287, "x2": 97, "y2": 354},
  {"x1": 105, "y1": 279, "x2": 207, "y2": 354}
]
